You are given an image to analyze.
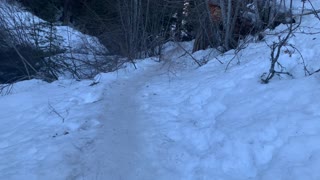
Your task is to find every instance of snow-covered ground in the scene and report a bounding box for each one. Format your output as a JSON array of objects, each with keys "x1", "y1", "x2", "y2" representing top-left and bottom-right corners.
[
  {"x1": 1, "y1": 0, "x2": 320, "y2": 180},
  {"x1": 0, "y1": 1, "x2": 108, "y2": 80}
]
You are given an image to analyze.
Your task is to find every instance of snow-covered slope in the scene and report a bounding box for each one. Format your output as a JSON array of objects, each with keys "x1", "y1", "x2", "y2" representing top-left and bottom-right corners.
[
  {"x1": 0, "y1": 2, "x2": 106, "y2": 54},
  {"x1": 1, "y1": 0, "x2": 320, "y2": 180},
  {"x1": 0, "y1": 1, "x2": 108, "y2": 80}
]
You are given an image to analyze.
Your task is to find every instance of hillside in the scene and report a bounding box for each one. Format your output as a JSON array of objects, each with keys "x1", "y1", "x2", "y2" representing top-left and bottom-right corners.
[{"x1": 1, "y1": 0, "x2": 320, "y2": 180}]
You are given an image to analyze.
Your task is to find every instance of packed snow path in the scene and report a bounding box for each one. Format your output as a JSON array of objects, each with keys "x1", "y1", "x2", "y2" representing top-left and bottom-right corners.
[
  {"x1": 82, "y1": 64, "x2": 164, "y2": 179},
  {"x1": 82, "y1": 60, "x2": 202, "y2": 180}
]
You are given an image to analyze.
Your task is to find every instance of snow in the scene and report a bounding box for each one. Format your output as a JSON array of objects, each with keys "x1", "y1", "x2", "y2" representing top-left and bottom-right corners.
[
  {"x1": 0, "y1": 78, "x2": 105, "y2": 179},
  {"x1": 0, "y1": 1, "x2": 108, "y2": 80},
  {"x1": 0, "y1": 1, "x2": 106, "y2": 54},
  {"x1": 1, "y1": 0, "x2": 320, "y2": 179}
]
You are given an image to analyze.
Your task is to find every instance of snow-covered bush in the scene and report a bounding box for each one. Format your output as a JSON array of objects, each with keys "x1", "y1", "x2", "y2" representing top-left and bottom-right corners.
[{"x1": 0, "y1": 1, "x2": 113, "y2": 83}]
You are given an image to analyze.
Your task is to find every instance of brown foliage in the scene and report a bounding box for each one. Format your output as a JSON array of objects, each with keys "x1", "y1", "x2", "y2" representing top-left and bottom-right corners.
[{"x1": 208, "y1": 3, "x2": 222, "y2": 23}]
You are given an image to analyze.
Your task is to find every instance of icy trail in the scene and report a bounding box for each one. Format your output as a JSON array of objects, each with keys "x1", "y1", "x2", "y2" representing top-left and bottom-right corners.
[{"x1": 82, "y1": 64, "x2": 167, "y2": 179}]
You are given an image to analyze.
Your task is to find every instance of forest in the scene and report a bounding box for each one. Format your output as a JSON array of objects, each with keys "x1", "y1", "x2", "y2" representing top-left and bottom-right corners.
[{"x1": 0, "y1": 0, "x2": 303, "y2": 83}]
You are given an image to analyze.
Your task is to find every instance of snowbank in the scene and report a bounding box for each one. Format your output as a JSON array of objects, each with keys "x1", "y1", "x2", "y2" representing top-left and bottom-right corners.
[{"x1": 1, "y1": 0, "x2": 320, "y2": 179}]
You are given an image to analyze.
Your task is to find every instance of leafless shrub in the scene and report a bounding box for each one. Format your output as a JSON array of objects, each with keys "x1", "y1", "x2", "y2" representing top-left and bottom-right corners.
[
  {"x1": 261, "y1": 0, "x2": 302, "y2": 83},
  {"x1": 0, "y1": 83, "x2": 14, "y2": 96},
  {"x1": 0, "y1": 2, "x2": 114, "y2": 84}
]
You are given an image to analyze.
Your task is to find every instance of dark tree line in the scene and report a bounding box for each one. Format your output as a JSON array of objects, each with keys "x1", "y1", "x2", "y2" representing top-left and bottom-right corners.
[
  {"x1": 0, "y1": 0, "x2": 296, "y2": 83},
  {"x1": 15, "y1": 0, "x2": 296, "y2": 55}
]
